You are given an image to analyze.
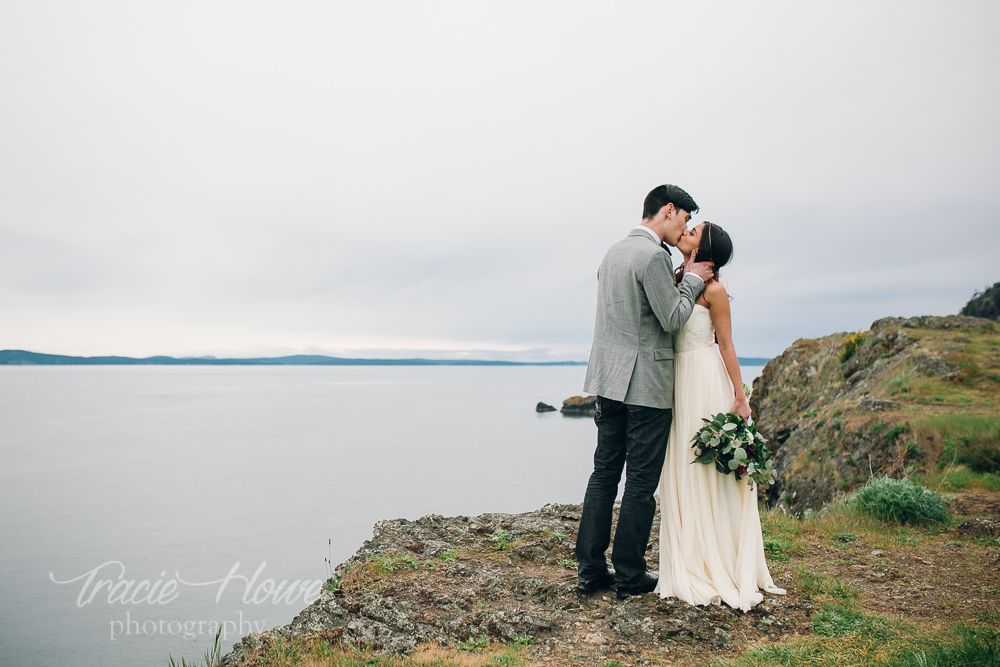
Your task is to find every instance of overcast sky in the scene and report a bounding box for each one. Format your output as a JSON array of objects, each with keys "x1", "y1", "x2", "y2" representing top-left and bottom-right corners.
[{"x1": 2, "y1": 1, "x2": 998, "y2": 361}]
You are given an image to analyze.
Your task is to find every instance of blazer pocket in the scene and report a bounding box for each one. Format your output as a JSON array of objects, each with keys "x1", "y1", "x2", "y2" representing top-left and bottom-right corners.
[{"x1": 653, "y1": 348, "x2": 674, "y2": 361}]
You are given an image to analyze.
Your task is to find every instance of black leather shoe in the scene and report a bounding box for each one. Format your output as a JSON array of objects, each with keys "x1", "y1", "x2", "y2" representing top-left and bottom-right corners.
[
  {"x1": 616, "y1": 571, "x2": 658, "y2": 599},
  {"x1": 577, "y1": 567, "x2": 616, "y2": 594}
]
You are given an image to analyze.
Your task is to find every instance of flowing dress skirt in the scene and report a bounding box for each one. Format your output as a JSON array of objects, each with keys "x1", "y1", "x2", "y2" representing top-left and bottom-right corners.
[{"x1": 657, "y1": 344, "x2": 785, "y2": 611}]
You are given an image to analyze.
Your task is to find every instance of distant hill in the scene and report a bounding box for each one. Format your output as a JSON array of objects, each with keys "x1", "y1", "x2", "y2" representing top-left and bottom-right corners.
[
  {"x1": 0, "y1": 349, "x2": 769, "y2": 367},
  {"x1": 0, "y1": 350, "x2": 585, "y2": 366},
  {"x1": 961, "y1": 282, "x2": 1000, "y2": 321}
]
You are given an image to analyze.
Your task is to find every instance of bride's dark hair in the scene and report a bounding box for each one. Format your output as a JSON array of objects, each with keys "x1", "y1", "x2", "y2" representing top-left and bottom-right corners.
[
  {"x1": 696, "y1": 221, "x2": 733, "y2": 269},
  {"x1": 675, "y1": 221, "x2": 734, "y2": 284},
  {"x1": 696, "y1": 222, "x2": 733, "y2": 281}
]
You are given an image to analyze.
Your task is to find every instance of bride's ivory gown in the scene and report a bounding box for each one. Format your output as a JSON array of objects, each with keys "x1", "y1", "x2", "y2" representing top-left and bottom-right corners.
[{"x1": 656, "y1": 305, "x2": 786, "y2": 611}]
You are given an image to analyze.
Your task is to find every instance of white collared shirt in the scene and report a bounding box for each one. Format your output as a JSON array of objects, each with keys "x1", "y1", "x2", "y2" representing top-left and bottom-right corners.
[
  {"x1": 634, "y1": 224, "x2": 704, "y2": 283},
  {"x1": 634, "y1": 224, "x2": 661, "y2": 244}
]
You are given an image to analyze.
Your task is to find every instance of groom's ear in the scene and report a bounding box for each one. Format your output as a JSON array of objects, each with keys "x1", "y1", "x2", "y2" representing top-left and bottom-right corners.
[{"x1": 662, "y1": 203, "x2": 675, "y2": 219}]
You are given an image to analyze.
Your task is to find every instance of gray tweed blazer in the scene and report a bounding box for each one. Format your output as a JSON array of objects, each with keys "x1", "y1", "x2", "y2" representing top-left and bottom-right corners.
[{"x1": 582, "y1": 228, "x2": 705, "y2": 409}]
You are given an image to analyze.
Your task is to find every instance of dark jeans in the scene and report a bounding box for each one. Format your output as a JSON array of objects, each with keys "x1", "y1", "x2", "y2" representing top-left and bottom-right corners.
[{"x1": 575, "y1": 396, "x2": 672, "y2": 587}]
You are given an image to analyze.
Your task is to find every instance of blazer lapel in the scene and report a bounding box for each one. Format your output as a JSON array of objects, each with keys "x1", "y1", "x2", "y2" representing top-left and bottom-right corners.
[{"x1": 628, "y1": 228, "x2": 669, "y2": 254}]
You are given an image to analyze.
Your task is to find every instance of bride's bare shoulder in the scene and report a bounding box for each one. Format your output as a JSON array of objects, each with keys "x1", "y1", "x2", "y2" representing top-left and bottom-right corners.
[{"x1": 703, "y1": 279, "x2": 728, "y2": 304}]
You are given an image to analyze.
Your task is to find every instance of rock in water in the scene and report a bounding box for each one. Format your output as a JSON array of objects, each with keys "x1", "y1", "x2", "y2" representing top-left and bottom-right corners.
[
  {"x1": 536, "y1": 402, "x2": 557, "y2": 412},
  {"x1": 561, "y1": 395, "x2": 597, "y2": 416}
]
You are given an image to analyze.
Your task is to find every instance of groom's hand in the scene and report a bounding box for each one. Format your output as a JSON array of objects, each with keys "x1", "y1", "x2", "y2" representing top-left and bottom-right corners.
[{"x1": 684, "y1": 250, "x2": 715, "y2": 282}]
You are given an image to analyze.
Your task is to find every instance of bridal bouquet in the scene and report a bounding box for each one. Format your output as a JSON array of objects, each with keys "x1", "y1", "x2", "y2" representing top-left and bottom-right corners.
[{"x1": 691, "y1": 413, "x2": 775, "y2": 488}]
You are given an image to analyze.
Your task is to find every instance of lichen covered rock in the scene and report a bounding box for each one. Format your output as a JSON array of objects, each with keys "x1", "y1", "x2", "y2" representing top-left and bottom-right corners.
[{"x1": 221, "y1": 503, "x2": 803, "y2": 666}]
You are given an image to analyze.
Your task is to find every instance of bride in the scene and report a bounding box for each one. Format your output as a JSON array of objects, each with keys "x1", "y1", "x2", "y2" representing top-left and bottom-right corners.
[{"x1": 656, "y1": 221, "x2": 785, "y2": 611}]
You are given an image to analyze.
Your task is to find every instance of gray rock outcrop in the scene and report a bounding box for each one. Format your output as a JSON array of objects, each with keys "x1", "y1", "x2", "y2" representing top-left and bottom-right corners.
[{"x1": 220, "y1": 504, "x2": 801, "y2": 666}]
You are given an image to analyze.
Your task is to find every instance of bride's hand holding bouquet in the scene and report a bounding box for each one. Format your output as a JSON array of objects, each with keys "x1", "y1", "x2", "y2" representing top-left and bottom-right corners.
[
  {"x1": 730, "y1": 393, "x2": 751, "y2": 420},
  {"x1": 690, "y1": 411, "x2": 775, "y2": 489}
]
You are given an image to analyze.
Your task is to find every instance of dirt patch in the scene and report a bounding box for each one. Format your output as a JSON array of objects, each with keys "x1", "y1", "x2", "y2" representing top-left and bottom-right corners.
[{"x1": 943, "y1": 490, "x2": 1000, "y2": 518}]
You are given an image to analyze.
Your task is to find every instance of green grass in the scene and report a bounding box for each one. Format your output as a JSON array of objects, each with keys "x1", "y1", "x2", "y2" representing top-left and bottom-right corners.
[
  {"x1": 457, "y1": 637, "x2": 489, "y2": 651},
  {"x1": 794, "y1": 568, "x2": 862, "y2": 602},
  {"x1": 884, "y1": 374, "x2": 913, "y2": 395},
  {"x1": 489, "y1": 530, "x2": 515, "y2": 551},
  {"x1": 884, "y1": 424, "x2": 908, "y2": 442},
  {"x1": 209, "y1": 638, "x2": 530, "y2": 667},
  {"x1": 887, "y1": 625, "x2": 1000, "y2": 666},
  {"x1": 539, "y1": 528, "x2": 568, "y2": 540},
  {"x1": 368, "y1": 553, "x2": 419, "y2": 572},
  {"x1": 762, "y1": 531, "x2": 794, "y2": 562},
  {"x1": 922, "y1": 413, "x2": 1000, "y2": 473},
  {"x1": 760, "y1": 509, "x2": 805, "y2": 549},
  {"x1": 912, "y1": 466, "x2": 1000, "y2": 492},
  {"x1": 700, "y1": 625, "x2": 1000, "y2": 667},
  {"x1": 812, "y1": 603, "x2": 900, "y2": 641},
  {"x1": 850, "y1": 477, "x2": 949, "y2": 526}
]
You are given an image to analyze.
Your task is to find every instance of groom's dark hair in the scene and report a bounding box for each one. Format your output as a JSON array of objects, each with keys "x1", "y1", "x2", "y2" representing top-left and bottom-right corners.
[{"x1": 642, "y1": 184, "x2": 699, "y2": 219}]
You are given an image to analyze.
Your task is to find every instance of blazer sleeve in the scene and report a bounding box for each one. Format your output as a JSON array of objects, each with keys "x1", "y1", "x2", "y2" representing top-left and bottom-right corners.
[{"x1": 640, "y1": 252, "x2": 705, "y2": 334}]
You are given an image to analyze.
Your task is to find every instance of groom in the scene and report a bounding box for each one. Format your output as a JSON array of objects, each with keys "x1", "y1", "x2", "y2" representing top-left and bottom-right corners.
[{"x1": 576, "y1": 184, "x2": 714, "y2": 598}]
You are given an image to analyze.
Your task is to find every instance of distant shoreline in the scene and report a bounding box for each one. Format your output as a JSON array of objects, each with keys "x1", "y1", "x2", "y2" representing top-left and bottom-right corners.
[
  {"x1": 0, "y1": 350, "x2": 585, "y2": 367},
  {"x1": 0, "y1": 349, "x2": 771, "y2": 367}
]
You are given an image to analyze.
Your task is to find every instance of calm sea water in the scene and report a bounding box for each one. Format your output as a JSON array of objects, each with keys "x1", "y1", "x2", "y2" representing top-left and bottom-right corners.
[{"x1": 0, "y1": 364, "x2": 763, "y2": 666}]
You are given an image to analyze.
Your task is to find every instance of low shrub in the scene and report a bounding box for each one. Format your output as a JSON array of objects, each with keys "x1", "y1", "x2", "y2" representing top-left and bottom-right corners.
[
  {"x1": 850, "y1": 476, "x2": 949, "y2": 526},
  {"x1": 841, "y1": 330, "x2": 871, "y2": 363}
]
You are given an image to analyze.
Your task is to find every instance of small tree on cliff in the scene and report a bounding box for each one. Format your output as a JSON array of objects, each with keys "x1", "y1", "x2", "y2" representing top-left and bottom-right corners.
[{"x1": 960, "y1": 282, "x2": 1000, "y2": 321}]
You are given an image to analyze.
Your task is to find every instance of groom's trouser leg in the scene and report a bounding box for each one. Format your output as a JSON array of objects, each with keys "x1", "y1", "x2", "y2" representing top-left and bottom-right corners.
[
  {"x1": 576, "y1": 396, "x2": 627, "y2": 580},
  {"x1": 611, "y1": 404, "x2": 671, "y2": 586}
]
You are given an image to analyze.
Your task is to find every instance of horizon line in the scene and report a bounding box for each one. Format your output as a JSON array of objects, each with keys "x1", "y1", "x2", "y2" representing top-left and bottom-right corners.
[
  {"x1": 0, "y1": 349, "x2": 773, "y2": 367},
  {"x1": 0, "y1": 349, "x2": 588, "y2": 367}
]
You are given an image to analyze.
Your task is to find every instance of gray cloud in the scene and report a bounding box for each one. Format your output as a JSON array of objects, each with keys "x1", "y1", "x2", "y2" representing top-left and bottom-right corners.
[{"x1": 1, "y1": 1, "x2": 998, "y2": 360}]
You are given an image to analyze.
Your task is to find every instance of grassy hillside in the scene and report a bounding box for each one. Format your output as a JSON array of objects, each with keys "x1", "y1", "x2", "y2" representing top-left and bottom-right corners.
[{"x1": 750, "y1": 315, "x2": 999, "y2": 514}]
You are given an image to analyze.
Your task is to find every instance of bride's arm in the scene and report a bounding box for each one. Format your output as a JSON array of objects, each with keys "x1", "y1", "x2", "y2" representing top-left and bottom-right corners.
[{"x1": 704, "y1": 281, "x2": 751, "y2": 420}]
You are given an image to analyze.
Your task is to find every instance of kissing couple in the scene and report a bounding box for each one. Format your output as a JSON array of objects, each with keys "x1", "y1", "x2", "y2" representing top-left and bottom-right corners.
[{"x1": 575, "y1": 184, "x2": 785, "y2": 611}]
